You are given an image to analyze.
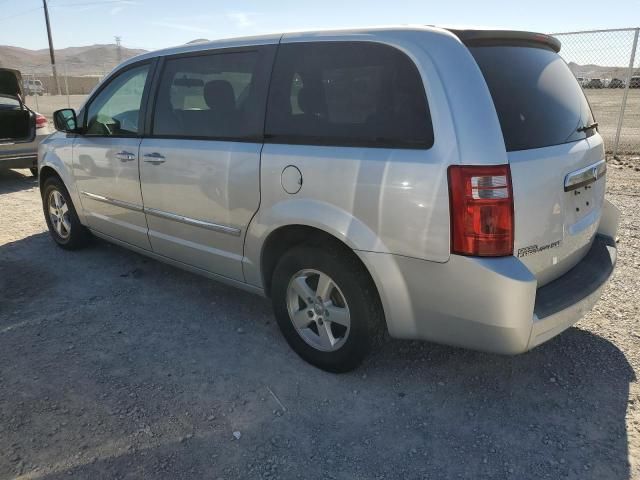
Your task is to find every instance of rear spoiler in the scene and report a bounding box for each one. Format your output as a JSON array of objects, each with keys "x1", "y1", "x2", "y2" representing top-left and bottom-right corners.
[{"x1": 446, "y1": 29, "x2": 561, "y2": 53}]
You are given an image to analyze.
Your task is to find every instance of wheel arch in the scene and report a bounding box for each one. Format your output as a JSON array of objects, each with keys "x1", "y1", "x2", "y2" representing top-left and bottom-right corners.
[
  {"x1": 39, "y1": 142, "x2": 87, "y2": 224},
  {"x1": 259, "y1": 225, "x2": 385, "y2": 328},
  {"x1": 39, "y1": 165, "x2": 63, "y2": 192}
]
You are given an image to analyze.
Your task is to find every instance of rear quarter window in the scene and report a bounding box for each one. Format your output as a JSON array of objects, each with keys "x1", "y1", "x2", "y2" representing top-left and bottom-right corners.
[
  {"x1": 469, "y1": 45, "x2": 595, "y2": 152},
  {"x1": 265, "y1": 41, "x2": 434, "y2": 149}
]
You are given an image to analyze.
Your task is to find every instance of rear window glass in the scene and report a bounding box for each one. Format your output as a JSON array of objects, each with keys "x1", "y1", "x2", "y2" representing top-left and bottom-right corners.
[
  {"x1": 265, "y1": 42, "x2": 433, "y2": 149},
  {"x1": 469, "y1": 45, "x2": 595, "y2": 152},
  {"x1": 0, "y1": 96, "x2": 20, "y2": 108}
]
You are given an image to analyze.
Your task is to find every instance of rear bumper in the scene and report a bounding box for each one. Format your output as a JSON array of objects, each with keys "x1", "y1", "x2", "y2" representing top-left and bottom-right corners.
[
  {"x1": 0, "y1": 133, "x2": 47, "y2": 169},
  {"x1": 528, "y1": 234, "x2": 616, "y2": 349},
  {"x1": 357, "y1": 201, "x2": 620, "y2": 354},
  {"x1": 0, "y1": 153, "x2": 37, "y2": 169}
]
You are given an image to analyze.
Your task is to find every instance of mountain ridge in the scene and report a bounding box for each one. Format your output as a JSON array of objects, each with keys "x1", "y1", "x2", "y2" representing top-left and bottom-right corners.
[{"x1": 0, "y1": 43, "x2": 148, "y2": 76}]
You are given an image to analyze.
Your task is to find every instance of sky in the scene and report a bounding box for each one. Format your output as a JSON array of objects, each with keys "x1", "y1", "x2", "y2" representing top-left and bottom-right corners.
[{"x1": 0, "y1": 0, "x2": 638, "y2": 52}]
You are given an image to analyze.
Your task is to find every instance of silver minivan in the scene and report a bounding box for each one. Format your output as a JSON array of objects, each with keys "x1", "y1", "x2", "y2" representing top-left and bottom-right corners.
[{"x1": 39, "y1": 27, "x2": 619, "y2": 372}]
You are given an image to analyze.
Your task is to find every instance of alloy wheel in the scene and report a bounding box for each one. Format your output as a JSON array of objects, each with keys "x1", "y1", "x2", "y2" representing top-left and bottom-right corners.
[
  {"x1": 48, "y1": 189, "x2": 71, "y2": 240},
  {"x1": 286, "y1": 269, "x2": 351, "y2": 352}
]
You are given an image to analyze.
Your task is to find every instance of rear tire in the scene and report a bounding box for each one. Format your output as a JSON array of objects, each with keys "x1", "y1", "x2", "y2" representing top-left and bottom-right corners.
[
  {"x1": 42, "y1": 176, "x2": 91, "y2": 250},
  {"x1": 271, "y1": 245, "x2": 384, "y2": 372},
  {"x1": 30, "y1": 167, "x2": 38, "y2": 177}
]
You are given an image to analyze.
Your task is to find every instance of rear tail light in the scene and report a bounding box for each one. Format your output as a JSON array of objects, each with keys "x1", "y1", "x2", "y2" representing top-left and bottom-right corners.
[
  {"x1": 35, "y1": 114, "x2": 48, "y2": 129},
  {"x1": 448, "y1": 165, "x2": 514, "y2": 257}
]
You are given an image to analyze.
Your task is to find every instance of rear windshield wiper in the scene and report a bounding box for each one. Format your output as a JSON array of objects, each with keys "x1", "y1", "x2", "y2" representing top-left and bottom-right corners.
[{"x1": 577, "y1": 122, "x2": 598, "y2": 133}]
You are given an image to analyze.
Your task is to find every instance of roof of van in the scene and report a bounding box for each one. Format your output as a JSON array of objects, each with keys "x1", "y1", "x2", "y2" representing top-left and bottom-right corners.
[{"x1": 119, "y1": 26, "x2": 560, "y2": 69}]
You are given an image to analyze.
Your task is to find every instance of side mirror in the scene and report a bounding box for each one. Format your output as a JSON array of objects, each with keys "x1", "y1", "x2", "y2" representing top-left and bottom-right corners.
[{"x1": 53, "y1": 108, "x2": 78, "y2": 133}]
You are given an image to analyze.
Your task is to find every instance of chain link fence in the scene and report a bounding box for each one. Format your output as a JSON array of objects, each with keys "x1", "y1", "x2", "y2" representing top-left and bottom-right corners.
[{"x1": 551, "y1": 27, "x2": 640, "y2": 156}]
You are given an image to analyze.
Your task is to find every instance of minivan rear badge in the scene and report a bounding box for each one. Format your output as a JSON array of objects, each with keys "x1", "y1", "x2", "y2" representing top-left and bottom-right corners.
[{"x1": 517, "y1": 240, "x2": 561, "y2": 258}]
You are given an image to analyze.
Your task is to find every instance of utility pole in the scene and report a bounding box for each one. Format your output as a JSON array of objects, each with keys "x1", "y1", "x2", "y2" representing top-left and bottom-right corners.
[
  {"x1": 42, "y1": 0, "x2": 61, "y2": 95},
  {"x1": 114, "y1": 36, "x2": 122, "y2": 65}
]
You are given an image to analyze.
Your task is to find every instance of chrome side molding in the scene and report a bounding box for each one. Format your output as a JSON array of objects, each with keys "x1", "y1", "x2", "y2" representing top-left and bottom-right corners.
[
  {"x1": 81, "y1": 191, "x2": 241, "y2": 237},
  {"x1": 564, "y1": 159, "x2": 606, "y2": 192},
  {"x1": 80, "y1": 191, "x2": 144, "y2": 212},
  {"x1": 144, "y1": 208, "x2": 241, "y2": 236}
]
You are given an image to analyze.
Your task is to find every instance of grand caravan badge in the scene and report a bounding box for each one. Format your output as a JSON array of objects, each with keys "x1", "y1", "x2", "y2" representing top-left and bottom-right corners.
[{"x1": 517, "y1": 240, "x2": 561, "y2": 258}]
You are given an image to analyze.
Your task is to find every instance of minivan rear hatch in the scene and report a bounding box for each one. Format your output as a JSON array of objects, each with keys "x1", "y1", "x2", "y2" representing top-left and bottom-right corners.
[
  {"x1": 456, "y1": 31, "x2": 605, "y2": 285},
  {"x1": 0, "y1": 68, "x2": 35, "y2": 144}
]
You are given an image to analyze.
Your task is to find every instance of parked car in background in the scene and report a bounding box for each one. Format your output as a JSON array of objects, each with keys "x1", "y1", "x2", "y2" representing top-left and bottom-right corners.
[
  {"x1": 0, "y1": 69, "x2": 52, "y2": 176},
  {"x1": 609, "y1": 78, "x2": 625, "y2": 88},
  {"x1": 630, "y1": 76, "x2": 640, "y2": 88},
  {"x1": 40, "y1": 27, "x2": 619, "y2": 372},
  {"x1": 23, "y1": 78, "x2": 45, "y2": 96},
  {"x1": 585, "y1": 78, "x2": 604, "y2": 89}
]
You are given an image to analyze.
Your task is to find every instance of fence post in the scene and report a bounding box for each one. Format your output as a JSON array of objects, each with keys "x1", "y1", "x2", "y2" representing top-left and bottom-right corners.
[
  {"x1": 613, "y1": 27, "x2": 639, "y2": 158},
  {"x1": 62, "y1": 61, "x2": 71, "y2": 108},
  {"x1": 31, "y1": 72, "x2": 40, "y2": 112}
]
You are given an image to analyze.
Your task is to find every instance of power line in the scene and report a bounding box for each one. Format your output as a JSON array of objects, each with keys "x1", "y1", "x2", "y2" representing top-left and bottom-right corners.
[
  {"x1": 50, "y1": 0, "x2": 137, "y2": 6},
  {"x1": 0, "y1": 6, "x2": 43, "y2": 23}
]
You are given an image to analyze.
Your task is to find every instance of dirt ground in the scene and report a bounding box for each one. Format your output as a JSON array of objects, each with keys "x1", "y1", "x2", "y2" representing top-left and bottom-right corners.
[
  {"x1": 583, "y1": 89, "x2": 639, "y2": 154},
  {"x1": 0, "y1": 156, "x2": 639, "y2": 480}
]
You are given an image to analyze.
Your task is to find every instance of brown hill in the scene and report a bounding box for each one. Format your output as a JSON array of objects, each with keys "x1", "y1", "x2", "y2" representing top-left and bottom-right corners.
[
  {"x1": 0, "y1": 44, "x2": 148, "y2": 76},
  {"x1": 566, "y1": 61, "x2": 638, "y2": 79}
]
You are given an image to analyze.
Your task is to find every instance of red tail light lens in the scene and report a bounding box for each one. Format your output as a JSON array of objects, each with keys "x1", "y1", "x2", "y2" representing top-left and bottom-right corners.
[
  {"x1": 448, "y1": 165, "x2": 514, "y2": 257},
  {"x1": 35, "y1": 114, "x2": 48, "y2": 129}
]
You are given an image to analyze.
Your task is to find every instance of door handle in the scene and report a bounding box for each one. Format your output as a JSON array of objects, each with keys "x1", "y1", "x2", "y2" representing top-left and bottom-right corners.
[
  {"x1": 143, "y1": 152, "x2": 166, "y2": 165},
  {"x1": 115, "y1": 151, "x2": 136, "y2": 162}
]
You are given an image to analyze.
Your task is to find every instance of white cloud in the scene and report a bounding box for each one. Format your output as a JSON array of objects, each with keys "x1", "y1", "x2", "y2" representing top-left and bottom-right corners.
[
  {"x1": 81, "y1": 0, "x2": 137, "y2": 15},
  {"x1": 150, "y1": 21, "x2": 213, "y2": 34},
  {"x1": 226, "y1": 12, "x2": 256, "y2": 29}
]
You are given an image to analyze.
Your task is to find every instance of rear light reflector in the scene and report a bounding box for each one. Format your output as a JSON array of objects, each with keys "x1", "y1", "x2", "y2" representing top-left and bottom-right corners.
[
  {"x1": 35, "y1": 114, "x2": 48, "y2": 129},
  {"x1": 448, "y1": 165, "x2": 514, "y2": 257}
]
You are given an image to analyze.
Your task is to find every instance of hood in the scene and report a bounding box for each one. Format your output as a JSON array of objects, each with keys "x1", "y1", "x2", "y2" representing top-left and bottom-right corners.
[{"x1": 0, "y1": 68, "x2": 23, "y2": 98}]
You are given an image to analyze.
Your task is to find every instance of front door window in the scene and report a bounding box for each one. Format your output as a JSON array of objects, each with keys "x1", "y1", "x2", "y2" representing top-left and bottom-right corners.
[{"x1": 85, "y1": 65, "x2": 149, "y2": 136}]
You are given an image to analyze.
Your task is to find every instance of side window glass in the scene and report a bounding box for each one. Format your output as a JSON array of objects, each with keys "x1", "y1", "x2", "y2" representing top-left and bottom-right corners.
[
  {"x1": 152, "y1": 51, "x2": 263, "y2": 140},
  {"x1": 85, "y1": 64, "x2": 149, "y2": 136},
  {"x1": 265, "y1": 42, "x2": 434, "y2": 149}
]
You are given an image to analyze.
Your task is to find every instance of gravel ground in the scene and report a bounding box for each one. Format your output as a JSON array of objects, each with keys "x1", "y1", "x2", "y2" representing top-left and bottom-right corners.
[
  {"x1": 0, "y1": 156, "x2": 639, "y2": 480},
  {"x1": 583, "y1": 89, "x2": 639, "y2": 155}
]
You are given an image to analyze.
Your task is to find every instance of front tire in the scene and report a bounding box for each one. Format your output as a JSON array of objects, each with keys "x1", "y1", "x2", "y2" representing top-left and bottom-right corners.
[
  {"x1": 42, "y1": 177, "x2": 90, "y2": 250},
  {"x1": 271, "y1": 245, "x2": 384, "y2": 372}
]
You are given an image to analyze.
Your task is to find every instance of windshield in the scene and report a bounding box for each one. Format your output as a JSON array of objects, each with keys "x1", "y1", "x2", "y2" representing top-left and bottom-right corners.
[{"x1": 469, "y1": 45, "x2": 595, "y2": 152}]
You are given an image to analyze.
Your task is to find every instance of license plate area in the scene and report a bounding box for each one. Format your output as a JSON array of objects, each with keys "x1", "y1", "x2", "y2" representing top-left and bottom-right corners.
[
  {"x1": 563, "y1": 159, "x2": 606, "y2": 233},
  {"x1": 567, "y1": 183, "x2": 596, "y2": 223}
]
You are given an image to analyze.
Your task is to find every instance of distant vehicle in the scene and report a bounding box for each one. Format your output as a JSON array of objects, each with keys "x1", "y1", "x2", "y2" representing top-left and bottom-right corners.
[
  {"x1": 0, "y1": 69, "x2": 52, "y2": 176},
  {"x1": 585, "y1": 79, "x2": 604, "y2": 89},
  {"x1": 23, "y1": 78, "x2": 45, "y2": 96},
  {"x1": 630, "y1": 76, "x2": 640, "y2": 88},
  {"x1": 575, "y1": 77, "x2": 591, "y2": 87},
  {"x1": 609, "y1": 78, "x2": 625, "y2": 89}
]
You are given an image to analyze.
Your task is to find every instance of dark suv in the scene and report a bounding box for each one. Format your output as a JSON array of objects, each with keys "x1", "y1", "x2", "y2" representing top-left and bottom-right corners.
[{"x1": 586, "y1": 78, "x2": 604, "y2": 89}]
